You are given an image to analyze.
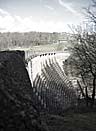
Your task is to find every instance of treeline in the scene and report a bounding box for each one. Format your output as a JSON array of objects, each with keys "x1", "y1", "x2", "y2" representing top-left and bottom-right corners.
[{"x1": 0, "y1": 32, "x2": 72, "y2": 50}]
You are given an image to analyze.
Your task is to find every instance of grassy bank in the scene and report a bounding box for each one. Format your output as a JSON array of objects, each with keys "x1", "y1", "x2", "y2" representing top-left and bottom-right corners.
[{"x1": 40, "y1": 111, "x2": 96, "y2": 131}]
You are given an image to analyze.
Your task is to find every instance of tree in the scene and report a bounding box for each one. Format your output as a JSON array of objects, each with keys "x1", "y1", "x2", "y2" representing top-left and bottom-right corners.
[
  {"x1": 63, "y1": 0, "x2": 96, "y2": 107},
  {"x1": 86, "y1": 0, "x2": 96, "y2": 25}
]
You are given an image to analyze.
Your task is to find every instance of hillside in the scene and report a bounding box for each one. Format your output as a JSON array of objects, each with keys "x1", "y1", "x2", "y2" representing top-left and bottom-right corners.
[{"x1": 0, "y1": 32, "x2": 73, "y2": 51}]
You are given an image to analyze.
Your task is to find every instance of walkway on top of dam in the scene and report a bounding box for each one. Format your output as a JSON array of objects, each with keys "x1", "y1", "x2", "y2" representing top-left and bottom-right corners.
[{"x1": 25, "y1": 50, "x2": 70, "y2": 62}]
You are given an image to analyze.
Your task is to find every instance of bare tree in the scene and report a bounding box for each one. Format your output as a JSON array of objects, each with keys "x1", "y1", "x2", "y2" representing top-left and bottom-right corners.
[
  {"x1": 86, "y1": 0, "x2": 96, "y2": 25},
  {"x1": 63, "y1": 0, "x2": 96, "y2": 107},
  {"x1": 65, "y1": 27, "x2": 96, "y2": 107}
]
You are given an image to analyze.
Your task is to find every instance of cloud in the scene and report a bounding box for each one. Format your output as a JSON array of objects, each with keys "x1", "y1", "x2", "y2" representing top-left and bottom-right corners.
[
  {"x1": 44, "y1": 5, "x2": 54, "y2": 11},
  {"x1": 58, "y1": 0, "x2": 78, "y2": 15},
  {"x1": 0, "y1": 15, "x2": 71, "y2": 32},
  {"x1": 0, "y1": 8, "x2": 83, "y2": 33},
  {"x1": 0, "y1": 27, "x2": 6, "y2": 31},
  {"x1": 0, "y1": 8, "x2": 10, "y2": 15}
]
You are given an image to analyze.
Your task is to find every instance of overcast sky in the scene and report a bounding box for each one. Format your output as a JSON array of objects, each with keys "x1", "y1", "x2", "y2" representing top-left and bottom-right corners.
[{"x1": 0, "y1": 0, "x2": 91, "y2": 32}]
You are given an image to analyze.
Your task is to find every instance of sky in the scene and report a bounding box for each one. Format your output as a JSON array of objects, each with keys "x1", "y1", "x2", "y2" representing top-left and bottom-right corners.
[{"x1": 0, "y1": 0, "x2": 91, "y2": 32}]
